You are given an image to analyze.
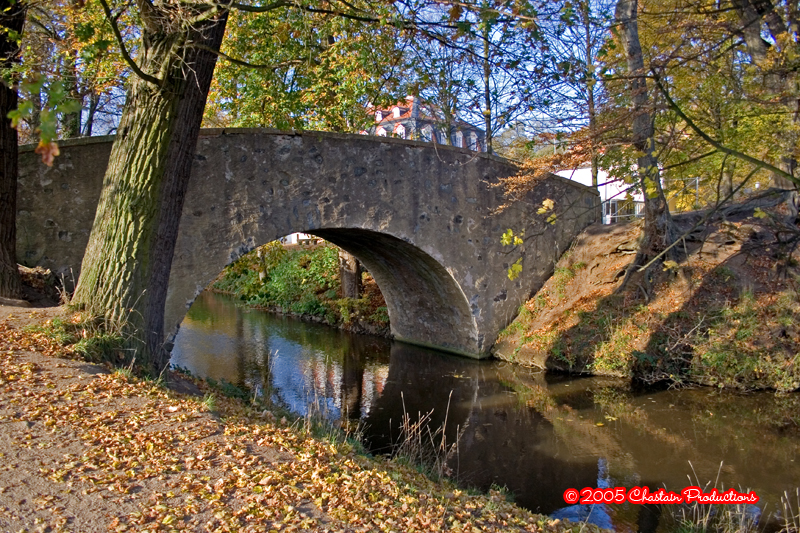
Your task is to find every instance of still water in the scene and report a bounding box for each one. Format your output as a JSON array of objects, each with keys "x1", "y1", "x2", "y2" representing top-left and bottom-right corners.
[{"x1": 171, "y1": 292, "x2": 800, "y2": 529}]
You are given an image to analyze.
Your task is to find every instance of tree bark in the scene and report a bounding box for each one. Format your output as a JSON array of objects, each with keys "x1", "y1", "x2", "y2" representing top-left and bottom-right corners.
[
  {"x1": 0, "y1": 0, "x2": 25, "y2": 299},
  {"x1": 615, "y1": 0, "x2": 676, "y2": 264},
  {"x1": 72, "y1": 8, "x2": 229, "y2": 373},
  {"x1": 731, "y1": 0, "x2": 769, "y2": 64}
]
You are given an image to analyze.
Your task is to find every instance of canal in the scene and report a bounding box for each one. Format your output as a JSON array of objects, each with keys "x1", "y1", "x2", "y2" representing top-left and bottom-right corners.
[{"x1": 171, "y1": 291, "x2": 800, "y2": 530}]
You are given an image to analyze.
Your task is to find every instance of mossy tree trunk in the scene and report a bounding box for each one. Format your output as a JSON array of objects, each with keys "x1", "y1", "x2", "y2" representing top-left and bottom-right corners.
[
  {"x1": 72, "y1": 6, "x2": 228, "y2": 373},
  {"x1": 0, "y1": 0, "x2": 25, "y2": 299}
]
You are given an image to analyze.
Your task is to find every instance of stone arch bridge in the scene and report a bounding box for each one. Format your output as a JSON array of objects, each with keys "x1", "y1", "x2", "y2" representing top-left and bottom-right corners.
[{"x1": 18, "y1": 129, "x2": 599, "y2": 358}]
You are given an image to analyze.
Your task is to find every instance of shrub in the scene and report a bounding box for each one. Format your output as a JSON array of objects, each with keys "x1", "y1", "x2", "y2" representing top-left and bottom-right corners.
[{"x1": 212, "y1": 241, "x2": 389, "y2": 331}]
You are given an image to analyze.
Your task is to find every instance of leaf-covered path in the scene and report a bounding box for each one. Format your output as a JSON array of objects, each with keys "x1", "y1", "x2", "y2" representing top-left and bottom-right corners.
[{"x1": 0, "y1": 307, "x2": 603, "y2": 533}]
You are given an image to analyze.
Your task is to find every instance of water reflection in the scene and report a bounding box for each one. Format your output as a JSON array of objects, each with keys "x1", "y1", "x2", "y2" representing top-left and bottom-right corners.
[
  {"x1": 171, "y1": 291, "x2": 390, "y2": 420},
  {"x1": 171, "y1": 292, "x2": 800, "y2": 528}
]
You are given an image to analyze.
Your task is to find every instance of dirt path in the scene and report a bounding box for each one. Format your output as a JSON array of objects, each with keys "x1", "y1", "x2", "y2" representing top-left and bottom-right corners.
[{"x1": 0, "y1": 305, "x2": 598, "y2": 533}]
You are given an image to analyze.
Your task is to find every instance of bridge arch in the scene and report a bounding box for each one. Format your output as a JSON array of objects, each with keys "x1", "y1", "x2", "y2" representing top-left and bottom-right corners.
[
  {"x1": 310, "y1": 228, "x2": 478, "y2": 354},
  {"x1": 17, "y1": 129, "x2": 600, "y2": 358}
]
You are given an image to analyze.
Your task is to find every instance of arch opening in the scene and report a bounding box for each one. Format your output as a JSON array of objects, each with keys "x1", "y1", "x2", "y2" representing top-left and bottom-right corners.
[{"x1": 310, "y1": 228, "x2": 480, "y2": 357}]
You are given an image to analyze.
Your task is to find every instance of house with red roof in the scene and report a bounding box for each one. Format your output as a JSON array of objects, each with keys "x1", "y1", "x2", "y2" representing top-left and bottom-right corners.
[{"x1": 361, "y1": 96, "x2": 486, "y2": 152}]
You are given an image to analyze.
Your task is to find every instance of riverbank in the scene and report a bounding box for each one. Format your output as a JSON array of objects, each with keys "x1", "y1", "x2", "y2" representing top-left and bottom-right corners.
[
  {"x1": 212, "y1": 242, "x2": 391, "y2": 338},
  {"x1": 494, "y1": 192, "x2": 800, "y2": 392},
  {"x1": 0, "y1": 306, "x2": 601, "y2": 532}
]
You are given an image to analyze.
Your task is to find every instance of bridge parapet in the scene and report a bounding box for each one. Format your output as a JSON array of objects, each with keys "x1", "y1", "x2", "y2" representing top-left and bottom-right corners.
[{"x1": 18, "y1": 128, "x2": 599, "y2": 357}]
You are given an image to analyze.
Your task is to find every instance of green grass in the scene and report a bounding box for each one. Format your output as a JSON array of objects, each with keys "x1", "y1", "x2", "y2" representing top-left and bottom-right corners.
[
  {"x1": 25, "y1": 315, "x2": 129, "y2": 368},
  {"x1": 552, "y1": 267, "x2": 576, "y2": 299},
  {"x1": 690, "y1": 290, "x2": 800, "y2": 391}
]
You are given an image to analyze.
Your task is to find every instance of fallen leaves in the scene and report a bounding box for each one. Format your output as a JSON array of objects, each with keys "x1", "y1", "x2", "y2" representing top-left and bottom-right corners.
[{"x1": 0, "y1": 318, "x2": 606, "y2": 533}]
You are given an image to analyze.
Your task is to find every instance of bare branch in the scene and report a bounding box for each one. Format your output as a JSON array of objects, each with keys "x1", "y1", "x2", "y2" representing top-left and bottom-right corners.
[{"x1": 98, "y1": 0, "x2": 162, "y2": 87}]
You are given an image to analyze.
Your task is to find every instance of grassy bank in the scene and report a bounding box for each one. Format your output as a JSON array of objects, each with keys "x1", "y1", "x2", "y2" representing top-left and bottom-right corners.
[
  {"x1": 0, "y1": 310, "x2": 603, "y2": 533},
  {"x1": 212, "y1": 242, "x2": 390, "y2": 336},
  {"x1": 494, "y1": 210, "x2": 800, "y2": 392}
]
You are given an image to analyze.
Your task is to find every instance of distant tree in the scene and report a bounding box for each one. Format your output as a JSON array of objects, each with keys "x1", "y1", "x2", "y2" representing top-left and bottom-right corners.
[
  {"x1": 12, "y1": 0, "x2": 129, "y2": 141},
  {"x1": 205, "y1": 4, "x2": 407, "y2": 132},
  {"x1": 408, "y1": 38, "x2": 471, "y2": 145}
]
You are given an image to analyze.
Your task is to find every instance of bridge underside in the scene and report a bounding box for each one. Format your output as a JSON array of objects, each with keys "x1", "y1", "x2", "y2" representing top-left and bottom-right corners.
[{"x1": 312, "y1": 229, "x2": 480, "y2": 357}]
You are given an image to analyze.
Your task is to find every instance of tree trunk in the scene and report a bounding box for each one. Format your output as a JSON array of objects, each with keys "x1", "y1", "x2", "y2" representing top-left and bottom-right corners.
[
  {"x1": 339, "y1": 250, "x2": 361, "y2": 299},
  {"x1": 615, "y1": 0, "x2": 676, "y2": 263},
  {"x1": 483, "y1": 22, "x2": 492, "y2": 154},
  {"x1": 731, "y1": 0, "x2": 769, "y2": 64},
  {"x1": 0, "y1": 0, "x2": 25, "y2": 299},
  {"x1": 582, "y1": 1, "x2": 598, "y2": 187},
  {"x1": 774, "y1": 156, "x2": 798, "y2": 189},
  {"x1": 732, "y1": 0, "x2": 799, "y2": 190},
  {"x1": 61, "y1": 48, "x2": 82, "y2": 138},
  {"x1": 84, "y1": 91, "x2": 99, "y2": 136},
  {"x1": 721, "y1": 160, "x2": 735, "y2": 200},
  {"x1": 72, "y1": 10, "x2": 229, "y2": 373}
]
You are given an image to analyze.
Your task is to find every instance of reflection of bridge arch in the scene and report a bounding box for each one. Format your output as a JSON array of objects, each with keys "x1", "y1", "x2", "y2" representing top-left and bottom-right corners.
[{"x1": 18, "y1": 129, "x2": 599, "y2": 357}]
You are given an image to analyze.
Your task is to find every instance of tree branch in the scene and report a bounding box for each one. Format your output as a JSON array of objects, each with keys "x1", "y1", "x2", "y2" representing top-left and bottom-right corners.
[
  {"x1": 98, "y1": 0, "x2": 162, "y2": 87},
  {"x1": 635, "y1": 164, "x2": 761, "y2": 273},
  {"x1": 660, "y1": 149, "x2": 718, "y2": 171},
  {"x1": 652, "y1": 70, "x2": 800, "y2": 188},
  {"x1": 194, "y1": 43, "x2": 307, "y2": 69},
  {"x1": 229, "y1": 0, "x2": 291, "y2": 12}
]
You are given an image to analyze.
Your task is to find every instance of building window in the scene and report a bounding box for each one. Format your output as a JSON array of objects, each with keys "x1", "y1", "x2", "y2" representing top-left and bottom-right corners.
[
  {"x1": 455, "y1": 131, "x2": 463, "y2": 148},
  {"x1": 375, "y1": 111, "x2": 382, "y2": 121},
  {"x1": 395, "y1": 124, "x2": 406, "y2": 139},
  {"x1": 393, "y1": 107, "x2": 402, "y2": 118},
  {"x1": 376, "y1": 127, "x2": 387, "y2": 137},
  {"x1": 603, "y1": 199, "x2": 644, "y2": 224},
  {"x1": 469, "y1": 132, "x2": 478, "y2": 151}
]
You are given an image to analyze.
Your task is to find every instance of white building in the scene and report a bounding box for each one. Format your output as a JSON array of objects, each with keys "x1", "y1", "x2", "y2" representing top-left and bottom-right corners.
[
  {"x1": 556, "y1": 166, "x2": 644, "y2": 225},
  {"x1": 281, "y1": 233, "x2": 318, "y2": 245}
]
